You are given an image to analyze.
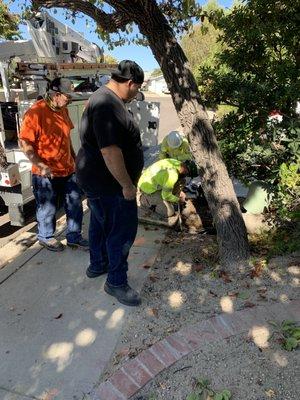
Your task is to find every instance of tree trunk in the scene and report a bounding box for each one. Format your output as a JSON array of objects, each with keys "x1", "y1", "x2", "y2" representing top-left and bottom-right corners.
[{"x1": 133, "y1": 2, "x2": 250, "y2": 270}]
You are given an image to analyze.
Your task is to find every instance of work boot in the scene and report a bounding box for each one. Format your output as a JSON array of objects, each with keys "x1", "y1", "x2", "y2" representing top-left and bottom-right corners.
[
  {"x1": 67, "y1": 237, "x2": 89, "y2": 250},
  {"x1": 39, "y1": 238, "x2": 64, "y2": 252},
  {"x1": 104, "y1": 282, "x2": 142, "y2": 307},
  {"x1": 86, "y1": 265, "x2": 108, "y2": 278}
]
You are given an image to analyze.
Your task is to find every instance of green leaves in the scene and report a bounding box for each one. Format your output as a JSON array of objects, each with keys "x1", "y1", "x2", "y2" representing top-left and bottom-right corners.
[
  {"x1": 279, "y1": 163, "x2": 300, "y2": 190},
  {"x1": 0, "y1": 2, "x2": 21, "y2": 40},
  {"x1": 237, "y1": 292, "x2": 250, "y2": 300},
  {"x1": 194, "y1": 0, "x2": 299, "y2": 216},
  {"x1": 269, "y1": 320, "x2": 300, "y2": 351},
  {"x1": 187, "y1": 393, "x2": 200, "y2": 400},
  {"x1": 187, "y1": 378, "x2": 231, "y2": 400},
  {"x1": 182, "y1": 0, "x2": 196, "y2": 15},
  {"x1": 214, "y1": 390, "x2": 232, "y2": 400},
  {"x1": 283, "y1": 337, "x2": 298, "y2": 351}
]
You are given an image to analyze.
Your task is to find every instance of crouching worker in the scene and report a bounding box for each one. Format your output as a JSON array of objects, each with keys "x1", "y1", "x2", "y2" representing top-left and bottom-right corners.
[
  {"x1": 19, "y1": 78, "x2": 88, "y2": 251},
  {"x1": 159, "y1": 130, "x2": 192, "y2": 162},
  {"x1": 138, "y1": 158, "x2": 198, "y2": 221}
]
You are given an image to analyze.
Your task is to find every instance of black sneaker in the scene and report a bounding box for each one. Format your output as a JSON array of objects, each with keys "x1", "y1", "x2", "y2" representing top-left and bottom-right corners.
[
  {"x1": 67, "y1": 238, "x2": 89, "y2": 250},
  {"x1": 86, "y1": 266, "x2": 108, "y2": 278},
  {"x1": 104, "y1": 282, "x2": 142, "y2": 307},
  {"x1": 39, "y1": 238, "x2": 65, "y2": 252}
]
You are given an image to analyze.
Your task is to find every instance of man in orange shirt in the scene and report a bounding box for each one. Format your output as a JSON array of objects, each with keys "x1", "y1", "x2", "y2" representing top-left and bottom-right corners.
[{"x1": 19, "y1": 78, "x2": 88, "y2": 251}]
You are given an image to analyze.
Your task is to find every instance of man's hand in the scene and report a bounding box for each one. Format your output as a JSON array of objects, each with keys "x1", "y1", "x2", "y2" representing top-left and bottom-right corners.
[
  {"x1": 122, "y1": 184, "x2": 137, "y2": 200},
  {"x1": 39, "y1": 163, "x2": 52, "y2": 178},
  {"x1": 101, "y1": 145, "x2": 137, "y2": 199},
  {"x1": 20, "y1": 139, "x2": 52, "y2": 178},
  {"x1": 179, "y1": 190, "x2": 186, "y2": 203}
]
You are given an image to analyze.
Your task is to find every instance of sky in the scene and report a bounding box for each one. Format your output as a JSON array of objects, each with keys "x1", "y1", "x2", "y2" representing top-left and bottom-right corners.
[{"x1": 5, "y1": 0, "x2": 233, "y2": 72}]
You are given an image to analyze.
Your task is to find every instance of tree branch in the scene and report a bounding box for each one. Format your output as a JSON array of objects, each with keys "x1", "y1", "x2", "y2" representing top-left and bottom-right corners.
[{"x1": 32, "y1": 0, "x2": 131, "y2": 32}]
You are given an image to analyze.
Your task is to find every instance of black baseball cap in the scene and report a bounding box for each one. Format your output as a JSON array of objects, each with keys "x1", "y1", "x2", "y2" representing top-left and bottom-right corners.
[
  {"x1": 48, "y1": 77, "x2": 75, "y2": 98},
  {"x1": 111, "y1": 60, "x2": 144, "y2": 84}
]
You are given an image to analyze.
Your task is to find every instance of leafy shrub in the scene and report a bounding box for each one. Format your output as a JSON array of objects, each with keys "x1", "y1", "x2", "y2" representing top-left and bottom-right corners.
[
  {"x1": 249, "y1": 225, "x2": 300, "y2": 258},
  {"x1": 214, "y1": 114, "x2": 300, "y2": 220}
]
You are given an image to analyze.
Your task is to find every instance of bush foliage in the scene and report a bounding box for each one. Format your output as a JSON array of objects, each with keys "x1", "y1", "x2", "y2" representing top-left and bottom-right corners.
[{"x1": 195, "y1": 0, "x2": 300, "y2": 219}]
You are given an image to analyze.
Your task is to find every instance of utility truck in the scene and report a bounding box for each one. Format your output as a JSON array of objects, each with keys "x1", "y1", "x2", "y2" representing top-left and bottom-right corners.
[{"x1": 0, "y1": 13, "x2": 160, "y2": 226}]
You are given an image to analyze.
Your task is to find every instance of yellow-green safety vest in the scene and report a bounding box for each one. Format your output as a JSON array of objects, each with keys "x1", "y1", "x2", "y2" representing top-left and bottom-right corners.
[{"x1": 138, "y1": 159, "x2": 182, "y2": 203}]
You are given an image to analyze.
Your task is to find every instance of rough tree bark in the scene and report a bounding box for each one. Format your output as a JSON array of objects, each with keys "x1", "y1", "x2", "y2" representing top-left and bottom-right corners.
[{"x1": 32, "y1": 0, "x2": 250, "y2": 271}]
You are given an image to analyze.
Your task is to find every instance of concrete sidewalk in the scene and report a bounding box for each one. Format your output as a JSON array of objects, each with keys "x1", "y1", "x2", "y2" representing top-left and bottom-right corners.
[{"x1": 0, "y1": 211, "x2": 166, "y2": 400}]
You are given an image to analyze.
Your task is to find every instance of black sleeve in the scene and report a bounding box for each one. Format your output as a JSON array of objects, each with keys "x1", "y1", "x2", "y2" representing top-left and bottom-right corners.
[{"x1": 92, "y1": 102, "x2": 124, "y2": 149}]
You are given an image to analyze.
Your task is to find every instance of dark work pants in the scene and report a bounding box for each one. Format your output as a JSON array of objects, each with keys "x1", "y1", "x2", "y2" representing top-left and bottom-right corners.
[
  {"x1": 32, "y1": 173, "x2": 83, "y2": 243},
  {"x1": 87, "y1": 194, "x2": 138, "y2": 286}
]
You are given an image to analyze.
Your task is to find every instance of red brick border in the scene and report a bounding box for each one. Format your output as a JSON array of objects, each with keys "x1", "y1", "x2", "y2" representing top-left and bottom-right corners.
[{"x1": 91, "y1": 299, "x2": 300, "y2": 400}]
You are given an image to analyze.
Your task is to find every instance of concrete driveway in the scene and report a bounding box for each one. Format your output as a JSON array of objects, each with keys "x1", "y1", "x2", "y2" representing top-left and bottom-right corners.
[{"x1": 0, "y1": 211, "x2": 166, "y2": 400}]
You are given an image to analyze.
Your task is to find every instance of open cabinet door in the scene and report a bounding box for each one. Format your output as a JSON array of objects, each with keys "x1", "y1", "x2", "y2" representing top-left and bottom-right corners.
[
  {"x1": 127, "y1": 100, "x2": 161, "y2": 167},
  {"x1": 127, "y1": 100, "x2": 160, "y2": 148}
]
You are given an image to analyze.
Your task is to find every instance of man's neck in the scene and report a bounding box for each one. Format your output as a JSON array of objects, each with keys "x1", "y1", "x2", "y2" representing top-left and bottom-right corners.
[{"x1": 106, "y1": 81, "x2": 124, "y2": 100}]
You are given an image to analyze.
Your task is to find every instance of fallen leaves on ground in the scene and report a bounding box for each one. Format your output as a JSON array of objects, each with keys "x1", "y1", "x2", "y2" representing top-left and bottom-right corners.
[
  {"x1": 219, "y1": 270, "x2": 232, "y2": 283},
  {"x1": 265, "y1": 389, "x2": 276, "y2": 398},
  {"x1": 149, "y1": 274, "x2": 158, "y2": 282},
  {"x1": 116, "y1": 347, "x2": 130, "y2": 358},
  {"x1": 114, "y1": 347, "x2": 138, "y2": 365},
  {"x1": 159, "y1": 381, "x2": 167, "y2": 390},
  {"x1": 258, "y1": 293, "x2": 267, "y2": 300},
  {"x1": 257, "y1": 287, "x2": 267, "y2": 294},
  {"x1": 148, "y1": 308, "x2": 159, "y2": 318},
  {"x1": 244, "y1": 301, "x2": 255, "y2": 308},
  {"x1": 228, "y1": 291, "x2": 239, "y2": 298},
  {"x1": 192, "y1": 263, "x2": 205, "y2": 272},
  {"x1": 250, "y1": 259, "x2": 267, "y2": 278}
]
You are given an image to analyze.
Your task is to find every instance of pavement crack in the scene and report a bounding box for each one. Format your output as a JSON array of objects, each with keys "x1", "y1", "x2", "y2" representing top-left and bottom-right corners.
[
  {"x1": 0, "y1": 386, "x2": 39, "y2": 399},
  {"x1": 0, "y1": 248, "x2": 42, "y2": 286}
]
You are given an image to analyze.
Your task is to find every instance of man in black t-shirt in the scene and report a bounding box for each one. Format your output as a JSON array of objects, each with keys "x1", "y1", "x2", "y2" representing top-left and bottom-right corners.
[{"x1": 76, "y1": 60, "x2": 144, "y2": 306}]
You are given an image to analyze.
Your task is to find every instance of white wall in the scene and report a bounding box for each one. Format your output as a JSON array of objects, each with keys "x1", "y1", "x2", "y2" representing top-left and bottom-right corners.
[{"x1": 147, "y1": 75, "x2": 167, "y2": 94}]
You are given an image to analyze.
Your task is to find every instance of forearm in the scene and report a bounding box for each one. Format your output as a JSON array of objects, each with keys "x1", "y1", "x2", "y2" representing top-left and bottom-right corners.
[
  {"x1": 19, "y1": 139, "x2": 46, "y2": 168},
  {"x1": 101, "y1": 145, "x2": 133, "y2": 189},
  {"x1": 161, "y1": 190, "x2": 179, "y2": 203}
]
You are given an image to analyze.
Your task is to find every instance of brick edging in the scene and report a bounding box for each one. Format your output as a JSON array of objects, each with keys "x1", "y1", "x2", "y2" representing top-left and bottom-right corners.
[{"x1": 91, "y1": 299, "x2": 300, "y2": 400}]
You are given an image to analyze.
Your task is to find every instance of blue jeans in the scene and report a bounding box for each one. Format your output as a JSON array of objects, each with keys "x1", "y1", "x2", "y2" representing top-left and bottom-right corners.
[
  {"x1": 32, "y1": 173, "x2": 83, "y2": 243},
  {"x1": 87, "y1": 194, "x2": 138, "y2": 286}
]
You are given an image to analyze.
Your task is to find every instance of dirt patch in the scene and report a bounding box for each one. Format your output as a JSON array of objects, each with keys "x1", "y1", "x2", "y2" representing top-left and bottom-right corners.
[
  {"x1": 102, "y1": 228, "x2": 300, "y2": 398},
  {"x1": 132, "y1": 334, "x2": 300, "y2": 400}
]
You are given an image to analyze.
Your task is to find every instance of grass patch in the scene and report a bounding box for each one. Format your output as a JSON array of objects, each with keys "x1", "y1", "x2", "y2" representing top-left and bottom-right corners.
[{"x1": 249, "y1": 224, "x2": 300, "y2": 260}]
